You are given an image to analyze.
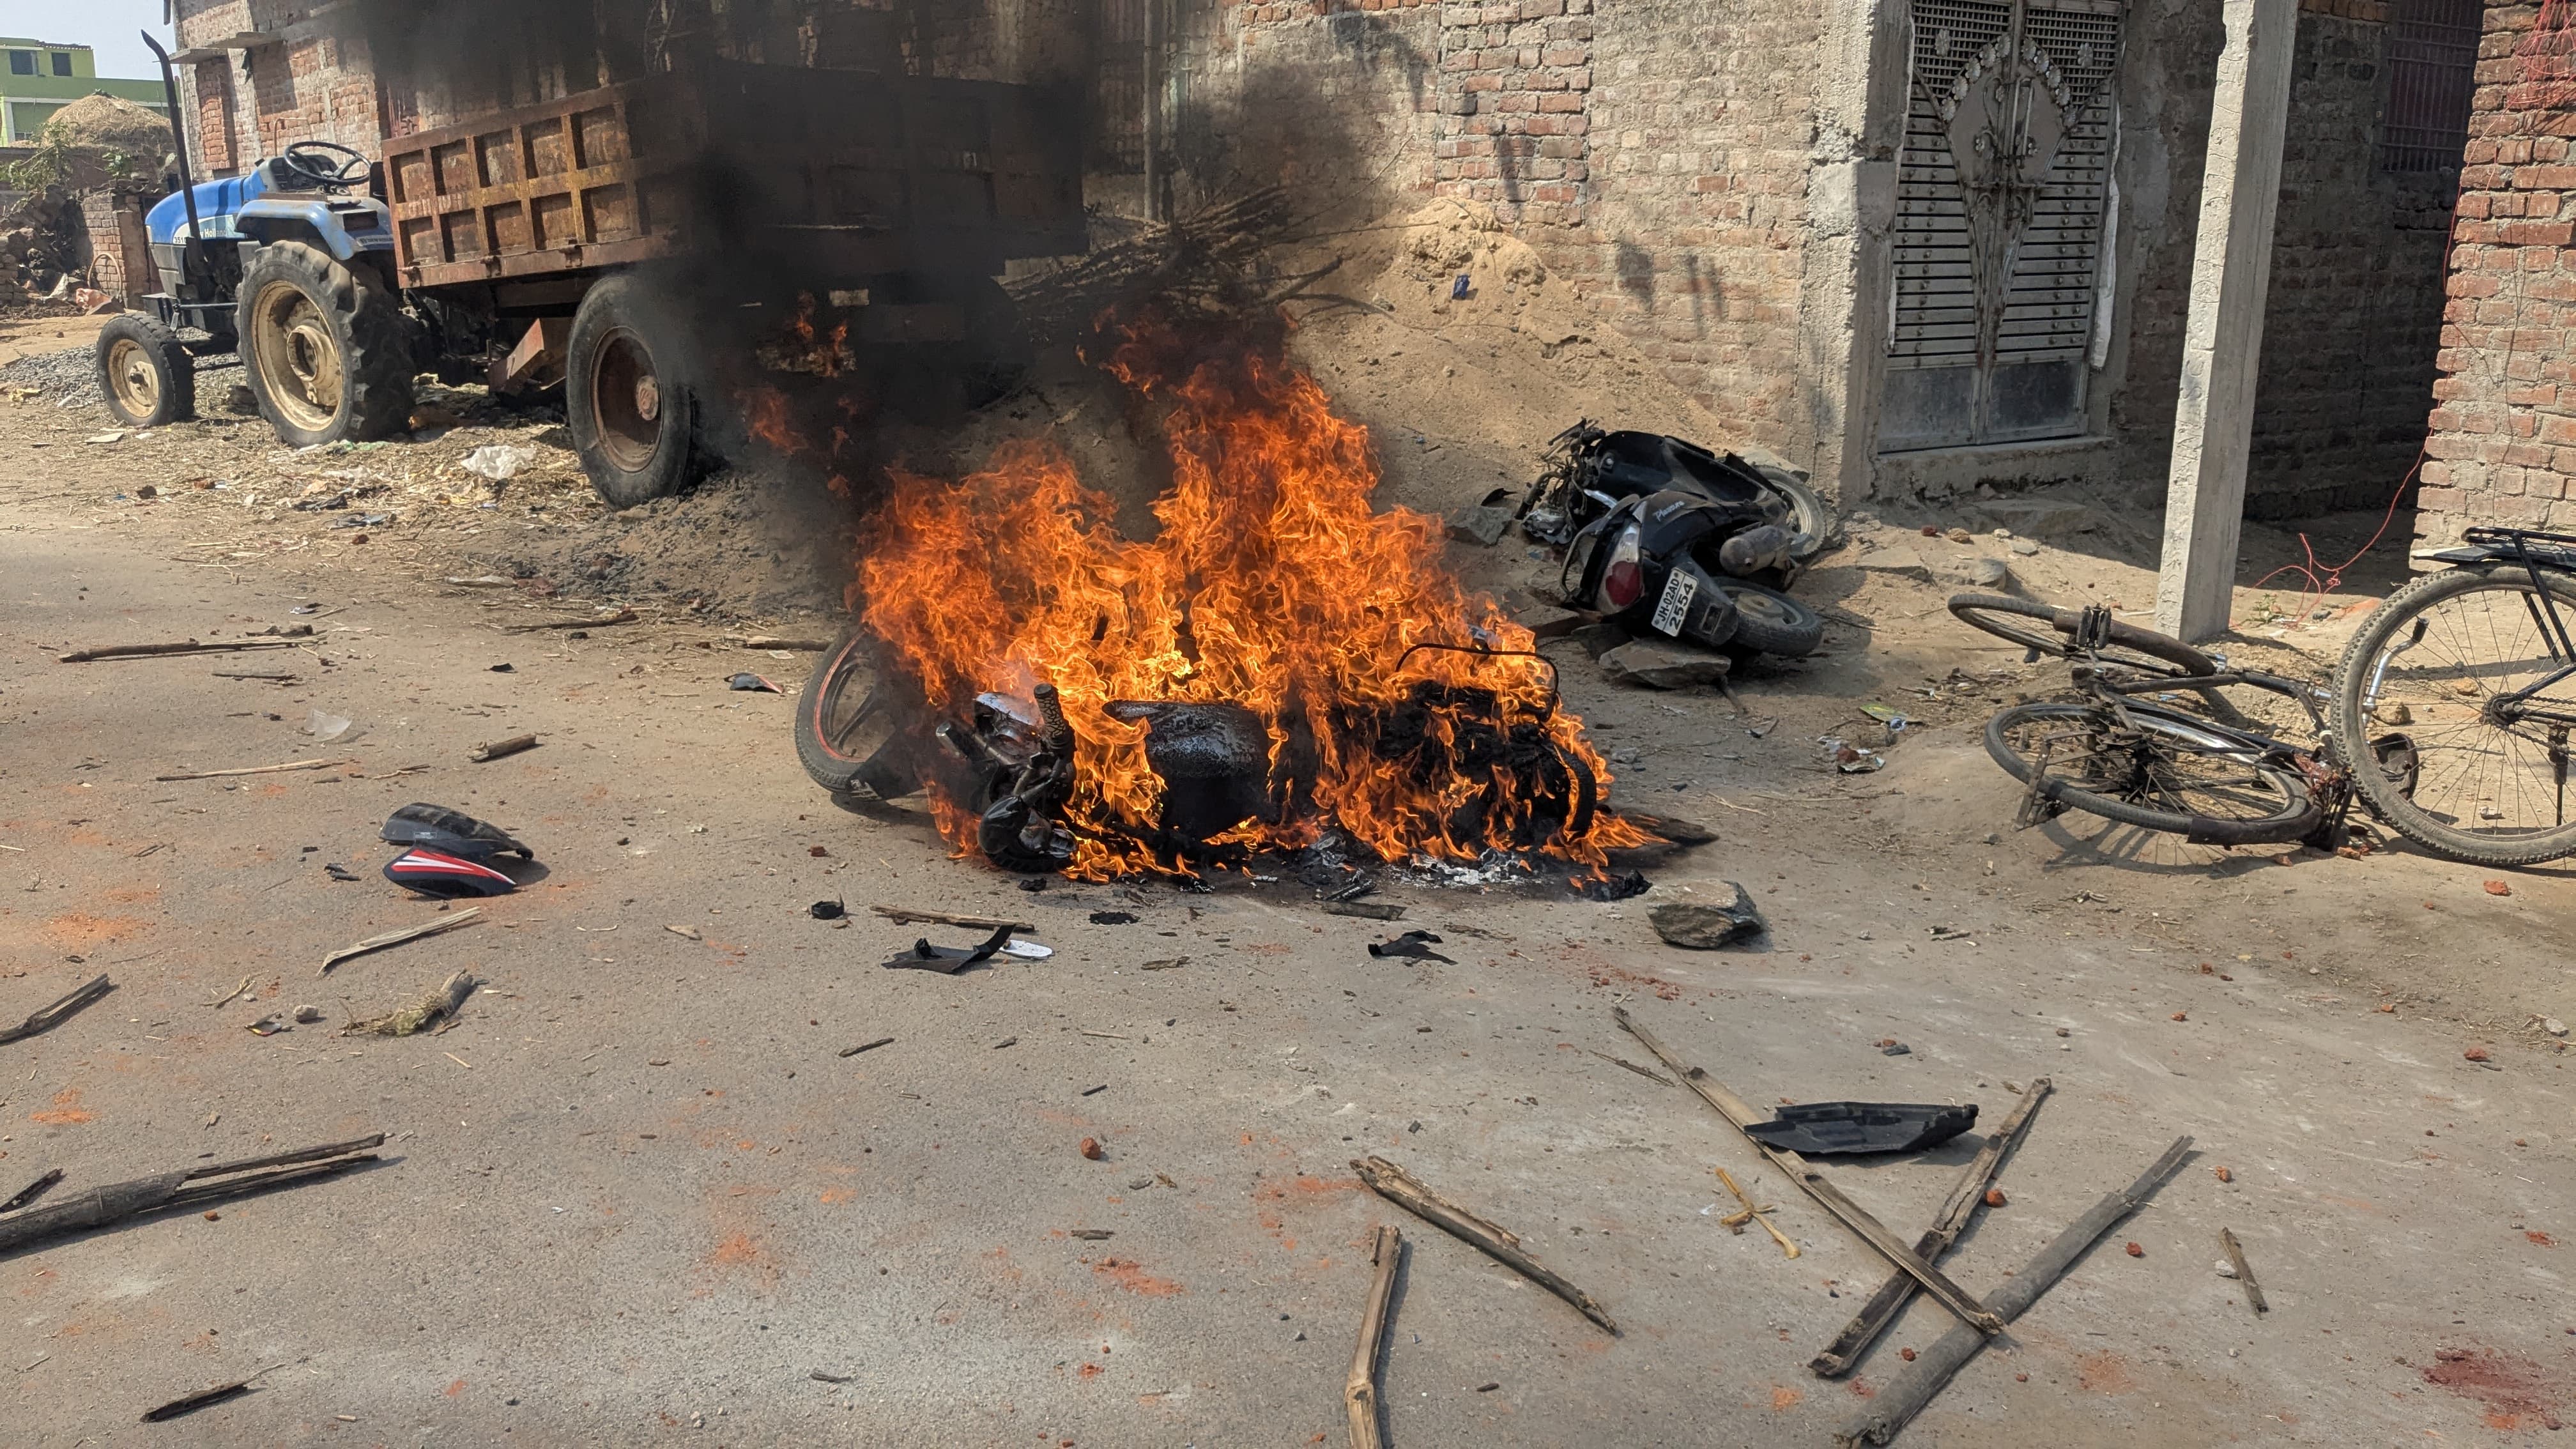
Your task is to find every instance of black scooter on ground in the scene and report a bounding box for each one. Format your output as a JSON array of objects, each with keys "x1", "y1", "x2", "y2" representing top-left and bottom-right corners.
[{"x1": 1529, "y1": 422, "x2": 1837, "y2": 660}]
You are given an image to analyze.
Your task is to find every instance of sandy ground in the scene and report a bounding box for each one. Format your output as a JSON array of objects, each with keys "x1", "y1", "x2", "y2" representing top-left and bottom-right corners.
[{"x1": 2, "y1": 310, "x2": 2573, "y2": 1449}]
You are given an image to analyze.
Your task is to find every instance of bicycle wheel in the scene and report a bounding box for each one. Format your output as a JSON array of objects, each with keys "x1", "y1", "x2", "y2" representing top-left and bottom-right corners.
[
  {"x1": 1985, "y1": 702, "x2": 2320, "y2": 845},
  {"x1": 1948, "y1": 594, "x2": 2218, "y2": 677},
  {"x1": 2332, "y1": 563, "x2": 2576, "y2": 866}
]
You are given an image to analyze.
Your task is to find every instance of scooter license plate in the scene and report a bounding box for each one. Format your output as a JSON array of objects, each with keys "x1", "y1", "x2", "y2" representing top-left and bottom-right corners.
[{"x1": 1650, "y1": 570, "x2": 1697, "y2": 636}]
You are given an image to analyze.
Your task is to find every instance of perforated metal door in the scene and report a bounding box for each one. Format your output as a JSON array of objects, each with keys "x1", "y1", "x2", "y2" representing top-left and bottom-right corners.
[{"x1": 1882, "y1": 0, "x2": 2124, "y2": 452}]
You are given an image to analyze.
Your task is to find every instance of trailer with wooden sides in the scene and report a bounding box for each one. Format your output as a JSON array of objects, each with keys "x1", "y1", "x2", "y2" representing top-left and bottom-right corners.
[{"x1": 102, "y1": 38, "x2": 1084, "y2": 505}]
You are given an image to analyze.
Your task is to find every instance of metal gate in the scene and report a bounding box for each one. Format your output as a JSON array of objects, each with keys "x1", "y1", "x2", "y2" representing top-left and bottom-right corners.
[{"x1": 1882, "y1": 0, "x2": 2125, "y2": 452}]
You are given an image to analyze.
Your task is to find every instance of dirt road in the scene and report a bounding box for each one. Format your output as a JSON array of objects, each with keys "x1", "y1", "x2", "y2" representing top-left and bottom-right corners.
[{"x1": 2, "y1": 347, "x2": 2571, "y2": 1446}]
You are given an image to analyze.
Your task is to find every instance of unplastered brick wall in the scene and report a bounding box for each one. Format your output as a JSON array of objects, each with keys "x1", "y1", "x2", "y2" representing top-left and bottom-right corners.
[
  {"x1": 2108, "y1": 4, "x2": 2452, "y2": 521},
  {"x1": 2416, "y1": 4, "x2": 2576, "y2": 549},
  {"x1": 2244, "y1": 10, "x2": 2453, "y2": 520},
  {"x1": 1205, "y1": 0, "x2": 1820, "y2": 456},
  {"x1": 1557, "y1": 0, "x2": 1818, "y2": 448}
]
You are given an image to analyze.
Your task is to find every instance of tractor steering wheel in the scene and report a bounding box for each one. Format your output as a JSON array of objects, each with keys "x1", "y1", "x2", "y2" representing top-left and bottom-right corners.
[{"x1": 278, "y1": 140, "x2": 369, "y2": 191}]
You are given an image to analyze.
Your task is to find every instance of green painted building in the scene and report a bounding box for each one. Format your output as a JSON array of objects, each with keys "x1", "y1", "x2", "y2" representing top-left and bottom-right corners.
[{"x1": 0, "y1": 39, "x2": 169, "y2": 146}]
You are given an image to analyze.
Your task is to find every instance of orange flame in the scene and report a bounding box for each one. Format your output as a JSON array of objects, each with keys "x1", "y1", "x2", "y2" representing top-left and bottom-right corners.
[{"x1": 857, "y1": 329, "x2": 1650, "y2": 877}]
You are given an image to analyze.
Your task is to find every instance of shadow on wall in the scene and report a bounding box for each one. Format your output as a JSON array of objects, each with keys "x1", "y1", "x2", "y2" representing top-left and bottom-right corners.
[{"x1": 1170, "y1": 10, "x2": 1432, "y2": 226}]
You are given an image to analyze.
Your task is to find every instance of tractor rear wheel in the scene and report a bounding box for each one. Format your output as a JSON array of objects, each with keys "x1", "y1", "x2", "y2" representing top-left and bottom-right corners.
[
  {"x1": 96, "y1": 313, "x2": 197, "y2": 428},
  {"x1": 566, "y1": 273, "x2": 705, "y2": 507},
  {"x1": 237, "y1": 241, "x2": 415, "y2": 446}
]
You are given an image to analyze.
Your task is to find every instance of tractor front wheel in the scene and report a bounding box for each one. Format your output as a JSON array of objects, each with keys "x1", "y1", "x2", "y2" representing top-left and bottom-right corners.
[
  {"x1": 238, "y1": 241, "x2": 415, "y2": 446},
  {"x1": 96, "y1": 313, "x2": 197, "y2": 428}
]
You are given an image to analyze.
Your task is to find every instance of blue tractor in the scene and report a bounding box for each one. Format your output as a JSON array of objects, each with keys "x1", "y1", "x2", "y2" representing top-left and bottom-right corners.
[{"x1": 95, "y1": 35, "x2": 417, "y2": 445}]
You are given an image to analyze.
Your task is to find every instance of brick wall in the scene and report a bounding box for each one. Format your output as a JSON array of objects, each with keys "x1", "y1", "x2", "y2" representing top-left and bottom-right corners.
[
  {"x1": 2111, "y1": 4, "x2": 2455, "y2": 521},
  {"x1": 2244, "y1": 10, "x2": 2455, "y2": 519},
  {"x1": 79, "y1": 191, "x2": 159, "y2": 307},
  {"x1": 1197, "y1": 0, "x2": 1819, "y2": 457},
  {"x1": 2414, "y1": 3, "x2": 2576, "y2": 548}
]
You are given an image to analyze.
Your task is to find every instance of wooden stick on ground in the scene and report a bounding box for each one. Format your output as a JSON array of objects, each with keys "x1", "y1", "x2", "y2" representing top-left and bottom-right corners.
[
  {"x1": 1810, "y1": 1077, "x2": 2055, "y2": 1377},
  {"x1": 57, "y1": 639, "x2": 296, "y2": 663},
  {"x1": 499, "y1": 608, "x2": 639, "y2": 633},
  {"x1": 0, "y1": 975, "x2": 113, "y2": 1047},
  {"x1": 1832, "y1": 1137, "x2": 2195, "y2": 1448},
  {"x1": 2220, "y1": 1228, "x2": 2267, "y2": 1315},
  {"x1": 735, "y1": 636, "x2": 835, "y2": 651},
  {"x1": 1344, "y1": 1224, "x2": 1403, "y2": 1449},
  {"x1": 319, "y1": 908, "x2": 482, "y2": 976},
  {"x1": 155, "y1": 757, "x2": 351, "y2": 783},
  {"x1": 1715, "y1": 1167, "x2": 1800, "y2": 1258},
  {"x1": 1613, "y1": 1006, "x2": 2004, "y2": 1335},
  {"x1": 870, "y1": 906, "x2": 1039, "y2": 932},
  {"x1": 468, "y1": 733, "x2": 539, "y2": 762},
  {"x1": 1351, "y1": 1156, "x2": 1616, "y2": 1335}
]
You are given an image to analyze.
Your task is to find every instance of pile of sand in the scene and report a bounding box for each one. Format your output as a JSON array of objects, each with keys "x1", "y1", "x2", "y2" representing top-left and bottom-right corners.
[
  {"x1": 39, "y1": 94, "x2": 174, "y2": 162},
  {"x1": 1373, "y1": 197, "x2": 1596, "y2": 360}
]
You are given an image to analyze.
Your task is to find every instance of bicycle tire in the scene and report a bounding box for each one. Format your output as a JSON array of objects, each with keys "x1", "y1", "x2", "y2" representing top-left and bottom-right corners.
[
  {"x1": 1948, "y1": 594, "x2": 2218, "y2": 677},
  {"x1": 795, "y1": 627, "x2": 898, "y2": 795},
  {"x1": 2331, "y1": 562, "x2": 2576, "y2": 866},
  {"x1": 1984, "y1": 702, "x2": 2321, "y2": 845}
]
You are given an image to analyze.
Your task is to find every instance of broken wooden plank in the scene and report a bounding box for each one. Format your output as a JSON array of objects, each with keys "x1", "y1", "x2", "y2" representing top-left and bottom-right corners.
[
  {"x1": 0, "y1": 1169, "x2": 65, "y2": 1215},
  {"x1": 58, "y1": 639, "x2": 295, "y2": 663},
  {"x1": 468, "y1": 733, "x2": 539, "y2": 762},
  {"x1": 735, "y1": 636, "x2": 834, "y2": 650},
  {"x1": 1321, "y1": 900, "x2": 1406, "y2": 921},
  {"x1": 0, "y1": 975, "x2": 112, "y2": 1047},
  {"x1": 155, "y1": 757, "x2": 351, "y2": 783},
  {"x1": 1345, "y1": 1224, "x2": 1403, "y2": 1449},
  {"x1": 0, "y1": 1136, "x2": 385, "y2": 1261},
  {"x1": 2220, "y1": 1227, "x2": 2267, "y2": 1315},
  {"x1": 319, "y1": 908, "x2": 482, "y2": 976},
  {"x1": 1832, "y1": 1137, "x2": 2195, "y2": 1448},
  {"x1": 1810, "y1": 1077, "x2": 2055, "y2": 1377},
  {"x1": 1613, "y1": 1006, "x2": 2004, "y2": 1335},
  {"x1": 499, "y1": 608, "x2": 638, "y2": 633},
  {"x1": 1351, "y1": 1155, "x2": 1616, "y2": 1335},
  {"x1": 870, "y1": 906, "x2": 1038, "y2": 932}
]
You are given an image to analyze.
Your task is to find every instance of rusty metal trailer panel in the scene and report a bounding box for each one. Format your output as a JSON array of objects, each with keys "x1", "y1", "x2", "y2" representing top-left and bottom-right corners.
[{"x1": 382, "y1": 59, "x2": 1083, "y2": 293}]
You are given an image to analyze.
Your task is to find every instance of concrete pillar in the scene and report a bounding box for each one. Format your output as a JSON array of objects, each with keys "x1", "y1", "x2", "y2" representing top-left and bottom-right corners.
[
  {"x1": 2156, "y1": 0, "x2": 2298, "y2": 642},
  {"x1": 1796, "y1": 0, "x2": 1909, "y2": 506}
]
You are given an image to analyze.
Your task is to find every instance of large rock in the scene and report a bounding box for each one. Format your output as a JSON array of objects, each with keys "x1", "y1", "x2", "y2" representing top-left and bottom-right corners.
[
  {"x1": 1964, "y1": 496, "x2": 2106, "y2": 541},
  {"x1": 1930, "y1": 555, "x2": 2012, "y2": 588},
  {"x1": 1650, "y1": 883, "x2": 1765, "y2": 948},
  {"x1": 1854, "y1": 544, "x2": 1931, "y2": 581},
  {"x1": 1599, "y1": 640, "x2": 1729, "y2": 689}
]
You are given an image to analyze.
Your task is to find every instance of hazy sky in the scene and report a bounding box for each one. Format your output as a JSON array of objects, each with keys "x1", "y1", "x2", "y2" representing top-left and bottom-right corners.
[{"x1": 0, "y1": 0, "x2": 172, "y2": 82}]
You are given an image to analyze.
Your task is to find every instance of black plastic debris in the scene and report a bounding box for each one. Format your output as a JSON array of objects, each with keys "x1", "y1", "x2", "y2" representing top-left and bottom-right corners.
[
  {"x1": 810, "y1": 900, "x2": 847, "y2": 921},
  {"x1": 1089, "y1": 910, "x2": 1139, "y2": 925},
  {"x1": 1018, "y1": 877, "x2": 1049, "y2": 893},
  {"x1": 882, "y1": 924, "x2": 1017, "y2": 974},
  {"x1": 323, "y1": 862, "x2": 360, "y2": 882},
  {"x1": 489, "y1": 663, "x2": 514, "y2": 673},
  {"x1": 730, "y1": 673, "x2": 783, "y2": 693},
  {"x1": 1368, "y1": 930, "x2": 1454, "y2": 963},
  {"x1": 1647, "y1": 882, "x2": 1764, "y2": 948},
  {"x1": 1579, "y1": 871, "x2": 1650, "y2": 902},
  {"x1": 1742, "y1": 1102, "x2": 1978, "y2": 1157},
  {"x1": 381, "y1": 803, "x2": 534, "y2": 862}
]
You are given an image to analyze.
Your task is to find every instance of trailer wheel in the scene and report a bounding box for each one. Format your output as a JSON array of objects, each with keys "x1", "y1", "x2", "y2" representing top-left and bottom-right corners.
[
  {"x1": 567, "y1": 274, "x2": 703, "y2": 507},
  {"x1": 237, "y1": 241, "x2": 415, "y2": 446},
  {"x1": 96, "y1": 314, "x2": 197, "y2": 428}
]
